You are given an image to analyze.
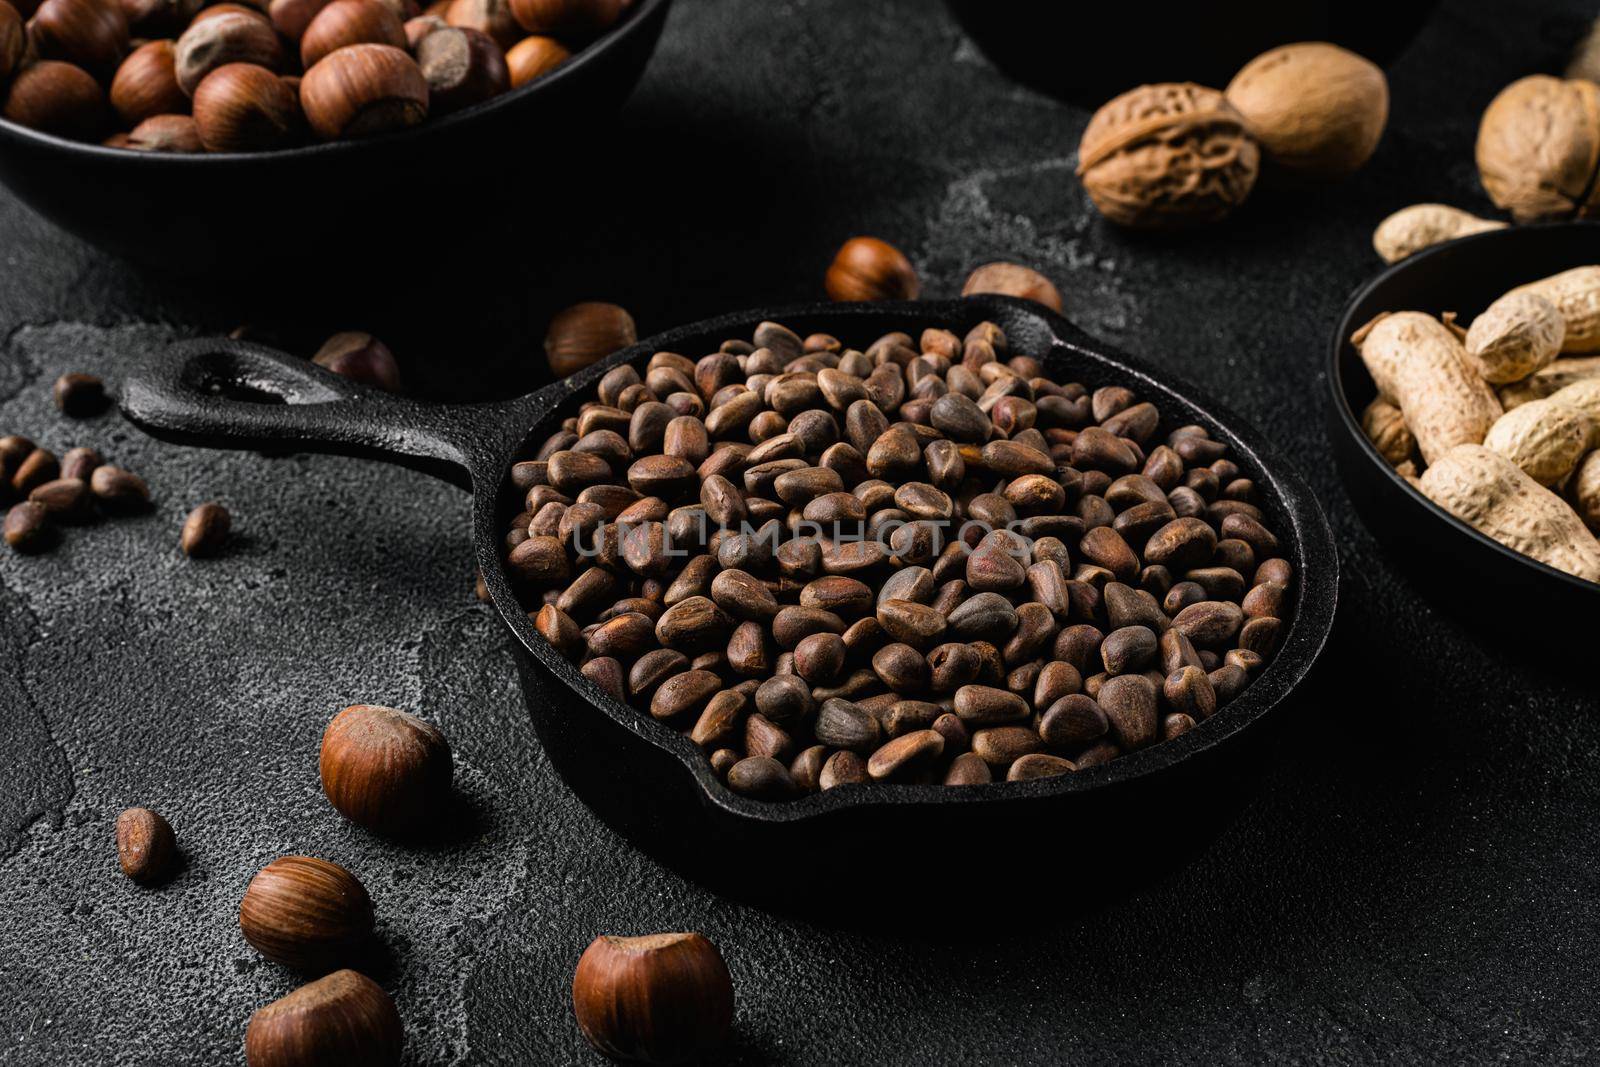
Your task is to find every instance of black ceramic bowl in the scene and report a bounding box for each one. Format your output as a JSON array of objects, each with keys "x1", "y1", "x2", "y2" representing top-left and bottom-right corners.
[
  {"x1": 943, "y1": 0, "x2": 1437, "y2": 105},
  {"x1": 121, "y1": 296, "x2": 1337, "y2": 914},
  {"x1": 0, "y1": 0, "x2": 670, "y2": 271},
  {"x1": 1327, "y1": 222, "x2": 1600, "y2": 648}
]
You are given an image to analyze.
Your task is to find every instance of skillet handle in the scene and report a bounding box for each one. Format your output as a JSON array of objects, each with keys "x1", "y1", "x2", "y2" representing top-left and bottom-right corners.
[{"x1": 121, "y1": 337, "x2": 542, "y2": 491}]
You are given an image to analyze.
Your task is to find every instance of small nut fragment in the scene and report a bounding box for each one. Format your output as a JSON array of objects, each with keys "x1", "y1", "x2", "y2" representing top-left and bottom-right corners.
[
  {"x1": 239, "y1": 855, "x2": 375, "y2": 972},
  {"x1": 319, "y1": 704, "x2": 453, "y2": 836}
]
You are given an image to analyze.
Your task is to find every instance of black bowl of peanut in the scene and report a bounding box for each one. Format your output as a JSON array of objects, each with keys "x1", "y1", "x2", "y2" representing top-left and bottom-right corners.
[
  {"x1": 1329, "y1": 222, "x2": 1600, "y2": 647},
  {"x1": 0, "y1": 0, "x2": 669, "y2": 269},
  {"x1": 122, "y1": 295, "x2": 1337, "y2": 910}
]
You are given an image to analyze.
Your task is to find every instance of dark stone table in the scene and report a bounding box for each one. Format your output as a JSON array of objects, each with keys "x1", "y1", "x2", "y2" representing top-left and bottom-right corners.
[{"x1": 2, "y1": 0, "x2": 1596, "y2": 1062}]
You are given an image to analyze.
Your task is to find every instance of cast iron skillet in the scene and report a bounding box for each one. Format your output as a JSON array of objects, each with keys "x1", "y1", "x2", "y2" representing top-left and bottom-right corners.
[
  {"x1": 121, "y1": 296, "x2": 1337, "y2": 917},
  {"x1": 1327, "y1": 223, "x2": 1600, "y2": 655},
  {"x1": 0, "y1": 0, "x2": 670, "y2": 272}
]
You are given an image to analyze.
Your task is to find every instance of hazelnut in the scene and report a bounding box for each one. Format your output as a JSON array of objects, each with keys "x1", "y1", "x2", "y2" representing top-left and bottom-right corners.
[
  {"x1": 0, "y1": 1, "x2": 26, "y2": 83},
  {"x1": 415, "y1": 23, "x2": 505, "y2": 113},
  {"x1": 1475, "y1": 75, "x2": 1600, "y2": 222},
  {"x1": 544, "y1": 301, "x2": 635, "y2": 377},
  {"x1": 443, "y1": 0, "x2": 515, "y2": 50},
  {"x1": 300, "y1": 0, "x2": 405, "y2": 70},
  {"x1": 2, "y1": 60, "x2": 107, "y2": 139},
  {"x1": 401, "y1": 11, "x2": 443, "y2": 47},
  {"x1": 1077, "y1": 82, "x2": 1259, "y2": 229},
  {"x1": 503, "y1": 32, "x2": 565, "y2": 88},
  {"x1": 115, "y1": 806, "x2": 176, "y2": 884},
  {"x1": 179, "y1": 499, "x2": 231, "y2": 555},
  {"x1": 192, "y1": 62, "x2": 300, "y2": 150},
  {"x1": 174, "y1": 8, "x2": 280, "y2": 96},
  {"x1": 124, "y1": 111, "x2": 203, "y2": 150},
  {"x1": 961, "y1": 261, "x2": 1062, "y2": 312},
  {"x1": 117, "y1": 0, "x2": 201, "y2": 33},
  {"x1": 190, "y1": 0, "x2": 269, "y2": 23},
  {"x1": 312, "y1": 330, "x2": 402, "y2": 390},
  {"x1": 267, "y1": 0, "x2": 330, "y2": 40},
  {"x1": 110, "y1": 39, "x2": 188, "y2": 126},
  {"x1": 1225, "y1": 42, "x2": 1388, "y2": 178},
  {"x1": 824, "y1": 236, "x2": 920, "y2": 302},
  {"x1": 299, "y1": 42, "x2": 427, "y2": 140},
  {"x1": 507, "y1": 0, "x2": 619, "y2": 38},
  {"x1": 245, "y1": 969, "x2": 403, "y2": 1067},
  {"x1": 239, "y1": 855, "x2": 375, "y2": 972},
  {"x1": 319, "y1": 703, "x2": 452, "y2": 834},
  {"x1": 572, "y1": 932, "x2": 734, "y2": 1065},
  {"x1": 29, "y1": 0, "x2": 130, "y2": 79},
  {"x1": 371, "y1": 0, "x2": 415, "y2": 22}
]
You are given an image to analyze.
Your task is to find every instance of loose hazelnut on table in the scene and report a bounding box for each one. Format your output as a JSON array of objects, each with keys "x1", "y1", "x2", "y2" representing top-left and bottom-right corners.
[
  {"x1": 267, "y1": 0, "x2": 331, "y2": 39},
  {"x1": 299, "y1": 42, "x2": 428, "y2": 140},
  {"x1": 961, "y1": 261, "x2": 1063, "y2": 312},
  {"x1": 192, "y1": 62, "x2": 301, "y2": 151},
  {"x1": 319, "y1": 703, "x2": 453, "y2": 835},
  {"x1": 503, "y1": 33, "x2": 567, "y2": 87},
  {"x1": 544, "y1": 300, "x2": 636, "y2": 377},
  {"x1": 2, "y1": 61, "x2": 109, "y2": 139},
  {"x1": 29, "y1": 0, "x2": 130, "y2": 80},
  {"x1": 312, "y1": 330, "x2": 402, "y2": 391},
  {"x1": 239, "y1": 855, "x2": 375, "y2": 972},
  {"x1": 299, "y1": 0, "x2": 406, "y2": 70},
  {"x1": 1224, "y1": 42, "x2": 1388, "y2": 179},
  {"x1": 245, "y1": 969, "x2": 402, "y2": 1067},
  {"x1": 173, "y1": 8, "x2": 282, "y2": 96},
  {"x1": 572, "y1": 932, "x2": 734, "y2": 1065},
  {"x1": 825, "y1": 236, "x2": 920, "y2": 302},
  {"x1": 110, "y1": 39, "x2": 189, "y2": 127}
]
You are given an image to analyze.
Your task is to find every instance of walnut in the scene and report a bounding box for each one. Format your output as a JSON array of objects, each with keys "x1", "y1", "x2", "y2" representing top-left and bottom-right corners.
[
  {"x1": 1225, "y1": 42, "x2": 1388, "y2": 178},
  {"x1": 1076, "y1": 82, "x2": 1260, "y2": 229},
  {"x1": 1474, "y1": 75, "x2": 1600, "y2": 223}
]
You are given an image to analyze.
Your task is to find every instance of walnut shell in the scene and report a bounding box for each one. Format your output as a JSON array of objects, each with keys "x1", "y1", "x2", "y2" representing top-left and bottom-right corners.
[
  {"x1": 1225, "y1": 42, "x2": 1387, "y2": 178},
  {"x1": 1077, "y1": 82, "x2": 1259, "y2": 229},
  {"x1": 1475, "y1": 76, "x2": 1600, "y2": 223}
]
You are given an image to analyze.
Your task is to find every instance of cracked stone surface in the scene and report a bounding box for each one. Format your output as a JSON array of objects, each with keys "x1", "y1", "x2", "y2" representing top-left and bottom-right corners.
[{"x1": 2, "y1": 0, "x2": 1598, "y2": 1063}]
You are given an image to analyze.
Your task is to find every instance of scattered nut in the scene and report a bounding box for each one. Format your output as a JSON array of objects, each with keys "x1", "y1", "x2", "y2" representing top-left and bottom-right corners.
[
  {"x1": 960, "y1": 262, "x2": 1062, "y2": 312},
  {"x1": 1224, "y1": 41, "x2": 1387, "y2": 178},
  {"x1": 824, "y1": 236, "x2": 920, "y2": 302},
  {"x1": 245, "y1": 969, "x2": 403, "y2": 1067},
  {"x1": 544, "y1": 301, "x2": 636, "y2": 377},
  {"x1": 115, "y1": 806, "x2": 177, "y2": 884},
  {"x1": 3, "y1": 501, "x2": 55, "y2": 554},
  {"x1": 572, "y1": 932, "x2": 734, "y2": 1064},
  {"x1": 239, "y1": 855, "x2": 375, "y2": 972},
  {"x1": 319, "y1": 703, "x2": 453, "y2": 835},
  {"x1": 180, "y1": 500, "x2": 231, "y2": 556},
  {"x1": 312, "y1": 331, "x2": 402, "y2": 391},
  {"x1": 300, "y1": 42, "x2": 428, "y2": 140}
]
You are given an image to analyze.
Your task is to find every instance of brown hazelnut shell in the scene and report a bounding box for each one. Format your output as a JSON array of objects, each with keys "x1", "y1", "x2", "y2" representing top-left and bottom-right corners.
[
  {"x1": 299, "y1": 41, "x2": 427, "y2": 139},
  {"x1": 173, "y1": 8, "x2": 280, "y2": 95},
  {"x1": 125, "y1": 110, "x2": 202, "y2": 149},
  {"x1": 110, "y1": 38, "x2": 187, "y2": 125},
  {"x1": 29, "y1": 0, "x2": 130, "y2": 78},
  {"x1": 192, "y1": 61, "x2": 300, "y2": 150},
  {"x1": 238, "y1": 855, "x2": 374, "y2": 972},
  {"x1": 824, "y1": 236, "x2": 920, "y2": 302},
  {"x1": 2, "y1": 60, "x2": 108, "y2": 138},
  {"x1": 572, "y1": 932, "x2": 734, "y2": 1065},
  {"x1": 318, "y1": 703, "x2": 451, "y2": 834},
  {"x1": 503, "y1": 31, "x2": 564, "y2": 87},
  {"x1": 1077, "y1": 82, "x2": 1260, "y2": 229},
  {"x1": 544, "y1": 301, "x2": 636, "y2": 377},
  {"x1": 245, "y1": 969, "x2": 403, "y2": 1067},
  {"x1": 299, "y1": 0, "x2": 405, "y2": 70}
]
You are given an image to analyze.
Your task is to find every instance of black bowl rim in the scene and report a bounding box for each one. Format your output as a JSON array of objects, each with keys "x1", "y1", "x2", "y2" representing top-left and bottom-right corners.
[
  {"x1": 477, "y1": 296, "x2": 1340, "y2": 825},
  {"x1": 1327, "y1": 220, "x2": 1600, "y2": 599},
  {"x1": 0, "y1": 0, "x2": 670, "y2": 164}
]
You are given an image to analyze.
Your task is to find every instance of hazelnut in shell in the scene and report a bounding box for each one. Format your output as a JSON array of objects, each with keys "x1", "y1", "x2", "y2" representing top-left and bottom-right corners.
[
  {"x1": 245, "y1": 969, "x2": 403, "y2": 1067},
  {"x1": 110, "y1": 39, "x2": 188, "y2": 126},
  {"x1": 117, "y1": 0, "x2": 201, "y2": 33},
  {"x1": 299, "y1": 0, "x2": 405, "y2": 70},
  {"x1": 1225, "y1": 42, "x2": 1388, "y2": 179},
  {"x1": 415, "y1": 23, "x2": 506, "y2": 113},
  {"x1": 29, "y1": 0, "x2": 130, "y2": 79},
  {"x1": 402, "y1": 11, "x2": 444, "y2": 47},
  {"x1": 544, "y1": 301, "x2": 636, "y2": 377},
  {"x1": 443, "y1": 0, "x2": 515, "y2": 50},
  {"x1": 0, "y1": 1, "x2": 25, "y2": 83},
  {"x1": 174, "y1": 8, "x2": 281, "y2": 95},
  {"x1": 1077, "y1": 82, "x2": 1259, "y2": 229},
  {"x1": 115, "y1": 806, "x2": 177, "y2": 884},
  {"x1": 824, "y1": 235, "x2": 920, "y2": 302},
  {"x1": 125, "y1": 111, "x2": 203, "y2": 150},
  {"x1": 961, "y1": 261, "x2": 1062, "y2": 312},
  {"x1": 192, "y1": 62, "x2": 300, "y2": 151},
  {"x1": 239, "y1": 855, "x2": 375, "y2": 972},
  {"x1": 503, "y1": 32, "x2": 566, "y2": 88},
  {"x1": 267, "y1": 0, "x2": 330, "y2": 40},
  {"x1": 507, "y1": 0, "x2": 619, "y2": 38},
  {"x1": 3, "y1": 61, "x2": 108, "y2": 139},
  {"x1": 1475, "y1": 75, "x2": 1600, "y2": 222},
  {"x1": 312, "y1": 331, "x2": 402, "y2": 391},
  {"x1": 319, "y1": 703, "x2": 452, "y2": 835},
  {"x1": 299, "y1": 42, "x2": 427, "y2": 140},
  {"x1": 572, "y1": 933, "x2": 734, "y2": 1065}
]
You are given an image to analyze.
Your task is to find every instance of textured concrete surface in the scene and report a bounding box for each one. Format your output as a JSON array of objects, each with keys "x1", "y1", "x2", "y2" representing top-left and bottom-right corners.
[{"x1": 2, "y1": 0, "x2": 1599, "y2": 1063}]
